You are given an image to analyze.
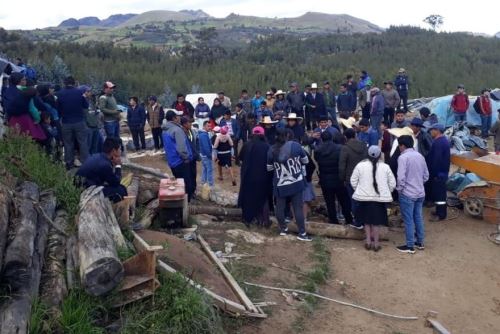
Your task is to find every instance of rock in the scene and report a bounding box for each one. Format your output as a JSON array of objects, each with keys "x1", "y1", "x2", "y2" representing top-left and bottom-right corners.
[{"x1": 226, "y1": 229, "x2": 267, "y2": 244}]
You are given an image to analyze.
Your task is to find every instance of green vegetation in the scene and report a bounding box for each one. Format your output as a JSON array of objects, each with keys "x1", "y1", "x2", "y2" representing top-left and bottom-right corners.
[
  {"x1": 2, "y1": 26, "x2": 500, "y2": 106},
  {"x1": 58, "y1": 290, "x2": 107, "y2": 334},
  {"x1": 29, "y1": 299, "x2": 53, "y2": 334},
  {"x1": 121, "y1": 273, "x2": 224, "y2": 334},
  {"x1": 0, "y1": 131, "x2": 81, "y2": 222},
  {"x1": 292, "y1": 238, "x2": 331, "y2": 333}
]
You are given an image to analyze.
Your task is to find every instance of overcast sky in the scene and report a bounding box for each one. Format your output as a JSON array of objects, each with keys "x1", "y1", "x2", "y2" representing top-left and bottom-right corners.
[{"x1": 1, "y1": 0, "x2": 499, "y2": 35}]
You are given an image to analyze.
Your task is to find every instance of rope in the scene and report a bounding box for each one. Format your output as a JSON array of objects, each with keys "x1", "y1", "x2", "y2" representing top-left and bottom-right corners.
[{"x1": 244, "y1": 282, "x2": 419, "y2": 321}]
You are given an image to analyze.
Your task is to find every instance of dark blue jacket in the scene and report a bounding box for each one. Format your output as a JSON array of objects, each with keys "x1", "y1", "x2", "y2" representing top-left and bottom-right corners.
[
  {"x1": 337, "y1": 92, "x2": 355, "y2": 113},
  {"x1": 267, "y1": 141, "x2": 308, "y2": 197},
  {"x1": 3, "y1": 85, "x2": 30, "y2": 118},
  {"x1": 219, "y1": 118, "x2": 241, "y2": 139},
  {"x1": 76, "y1": 153, "x2": 121, "y2": 188},
  {"x1": 56, "y1": 86, "x2": 89, "y2": 124},
  {"x1": 127, "y1": 105, "x2": 146, "y2": 129},
  {"x1": 195, "y1": 103, "x2": 211, "y2": 119},
  {"x1": 427, "y1": 136, "x2": 450, "y2": 180},
  {"x1": 198, "y1": 129, "x2": 212, "y2": 158},
  {"x1": 273, "y1": 99, "x2": 289, "y2": 114},
  {"x1": 163, "y1": 122, "x2": 193, "y2": 168},
  {"x1": 370, "y1": 93, "x2": 385, "y2": 117},
  {"x1": 358, "y1": 128, "x2": 379, "y2": 147},
  {"x1": 286, "y1": 91, "x2": 305, "y2": 114},
  {"x1": 305, "y1": 92, "x2": 326, "y2": 117},
  {"x1": 394, "y1": 75, "x2": 410, "y2": 94},
  {"x1": 312, "y1": 126, "x2": 340, "y2": 146}
]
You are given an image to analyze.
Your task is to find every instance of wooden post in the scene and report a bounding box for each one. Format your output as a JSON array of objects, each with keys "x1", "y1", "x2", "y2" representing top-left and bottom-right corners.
[
  {"x1": 287, "y1": 221, "x2": 389, "y2": 241},
  {"x1": 197, "y1": 234, "x2": 259, "y2": 314},
  {"x1": 0, "y1": 183, "x2": 12, "y2": 271}
]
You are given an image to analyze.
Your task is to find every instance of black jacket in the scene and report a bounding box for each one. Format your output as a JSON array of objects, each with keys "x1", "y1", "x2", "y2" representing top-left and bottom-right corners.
[
  {"x1": 314, "y1": 141, "x2": 343, "y2": 188},
  {"x1": 339, "y1": 139, "x2": 368, "y2": 182}
]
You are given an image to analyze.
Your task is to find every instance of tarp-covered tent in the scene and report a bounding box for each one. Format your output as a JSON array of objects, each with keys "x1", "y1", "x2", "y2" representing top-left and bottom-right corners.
[
  {"x1": 424, "y1": 95, "x2": 500, "y2": 127},
  {"x1": 0, "y1": 57, "x2": 23, "y2": 75}
]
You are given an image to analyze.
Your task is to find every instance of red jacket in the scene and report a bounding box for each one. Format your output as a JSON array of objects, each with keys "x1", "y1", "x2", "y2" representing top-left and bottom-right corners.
[
  {"x1": 451, "y1": 93, "x2": 469, "y2": 113},
  {"x1": 479, "y1": 96, "x2": 492, "y2": 116}
]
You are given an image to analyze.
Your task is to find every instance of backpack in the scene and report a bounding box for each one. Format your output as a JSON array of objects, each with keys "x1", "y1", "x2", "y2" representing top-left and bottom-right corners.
[{"x1": 473, "y1": 97, "x2": 482, "y2": 114}]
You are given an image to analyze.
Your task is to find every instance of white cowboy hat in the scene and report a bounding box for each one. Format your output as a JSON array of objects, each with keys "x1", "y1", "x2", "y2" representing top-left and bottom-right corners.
[
  {"x1": 284, "y1": 113, "x2": 303, "y2": 120},
  {"x1": 388, "y1": 126, "x2": 414, "y2": 138},
  {"x1": 275, "y1": 90, "x2": 285, "y2": 96},
  {"x1": 339, "y1": 117, "x2": 356, "y2": 129},
  {"x1": 311, "y1": 83, "x2": 318, "y2": 89},
  {"x1": 260, "y1": 116, "x2": 278, "y2": 124}
]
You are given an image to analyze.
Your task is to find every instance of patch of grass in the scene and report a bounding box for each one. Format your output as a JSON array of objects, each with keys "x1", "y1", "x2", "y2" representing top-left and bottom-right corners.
[
  {"x1": 292, "y1": 237, "x2": 332, "y2": 333},
  {"x1": 0, "y1": 132, "x2": 81, "y2": 223},
  {"x1": 121, "y1": 272, "x2": 224, "y2": 334},
  {"x1": 117, "y1": 245, "x2": 136, "y2": 261},
  {"x1": 29, "y1": 299, "x2": 53, "y2": 334},
  {"x1": 58, "y1": 289, "x2": 106, "y2": 334},
  {"x1": 228, "y1": 261, "x2": 266, "y2": 301}
]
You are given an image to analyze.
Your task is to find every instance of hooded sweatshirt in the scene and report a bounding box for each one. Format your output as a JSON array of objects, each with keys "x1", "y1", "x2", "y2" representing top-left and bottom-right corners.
[
  {"x1": 162, "y1": 121, "x2": 192, "y2": 168},
  {"x1": 339, "y1": 139, "x2": 368, "y2": 183},
  {"x1": 314, "y1": 140, "x2": 343, "y2": 188}
]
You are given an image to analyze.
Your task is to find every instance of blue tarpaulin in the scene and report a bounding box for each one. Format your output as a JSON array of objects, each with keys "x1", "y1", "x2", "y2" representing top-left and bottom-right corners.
[{"x1": 425, "y1": 95, "x2": 500, "y2": 127}]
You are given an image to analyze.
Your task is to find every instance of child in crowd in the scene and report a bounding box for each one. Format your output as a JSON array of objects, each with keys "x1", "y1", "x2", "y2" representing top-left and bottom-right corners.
[{"x1": 213, "y1": 126, "x2": 236, "y2": 186}]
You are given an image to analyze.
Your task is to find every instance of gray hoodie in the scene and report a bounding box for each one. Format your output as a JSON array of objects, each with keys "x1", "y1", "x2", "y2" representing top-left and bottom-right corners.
[{"x1": 164, "y1": 121, "x2": 189, "y2": 161}]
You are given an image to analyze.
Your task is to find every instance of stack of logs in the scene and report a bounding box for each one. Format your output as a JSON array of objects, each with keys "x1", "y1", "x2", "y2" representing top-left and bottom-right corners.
[{"x1": 0, "y1": 180, "x2": 130, "y2": 333}]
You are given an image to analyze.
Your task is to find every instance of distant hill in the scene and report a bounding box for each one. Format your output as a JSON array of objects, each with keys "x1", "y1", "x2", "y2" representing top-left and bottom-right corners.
[
  {"x1": 179, "y1": 10, "x2": 211, "y2": 19},
  {"x1": 58, "y1": 18, "x2": 80, "y2": 28},
  {"x1": 117, "y1": 10, "x2": 208, "y2": 27},
  {"x1": 100, "y1": 14, "x2": 137, "y2": 27},
  {"x1": 57, "y1": 14, "x2": 137, "y2": 28},
  {"x1": 78, "y1": 17, "x2": 101, "y2": 26}
]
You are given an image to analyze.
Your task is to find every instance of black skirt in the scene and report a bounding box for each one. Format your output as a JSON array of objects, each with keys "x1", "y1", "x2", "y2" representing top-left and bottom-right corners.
[
  {"x1": 218, "y1": 152, "x2": 232, "y2": 167},
  {"x1": 355, "y1": 201, "x2": 388, "y2": 226}
]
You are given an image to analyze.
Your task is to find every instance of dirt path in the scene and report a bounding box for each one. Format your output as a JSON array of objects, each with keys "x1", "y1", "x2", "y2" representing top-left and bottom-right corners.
[{"x1": 129, "y1": 152, "x2": 500, "y2": 334}]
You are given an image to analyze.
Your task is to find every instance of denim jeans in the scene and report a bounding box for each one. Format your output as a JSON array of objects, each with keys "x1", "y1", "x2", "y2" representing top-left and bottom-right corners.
[
  {"x1": 87, "y1": 127, "x2": 102, "y2": 154},
  {"x1": 454, "y1": 113, "x2": 466, "y2": 123},
  {"x1": 346, "y1": 184, "x2": 359, "y2": 223},
  {"x1": 201, "y1": 156, "x2": 214, "y2": 186},
  {"x1": 370, "y1": 115, "x2": 383, "y2": 137},
  {"x1": 61, "y1": 121, "x2": 89, "y2": 168},
  {"x1": 480, "y1": 115, "x2": 492, "y2": 138},
  {"x1": 104, "y1": 120, "x2": 120, "y2": 138},
  {"x1": 399, "y1": 194, "x2": 425, "y2": 248}
]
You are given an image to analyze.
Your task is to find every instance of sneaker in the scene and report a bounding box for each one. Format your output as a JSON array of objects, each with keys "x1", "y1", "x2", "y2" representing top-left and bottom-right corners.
[
  {"x1": 297, "y1": 233, "x2": 312, "y2": 242},
  {"x1": 279, "y1": 227, "x2": 289, "y2": 236},
  {"x1": 396, "y1": 245, "x2": 415, "y2": 254},
  {"x1": 349, "y1": 223, "x2": 364, "y2": 230},
  {"x1": 284, "y1": 217, "x2": 292, "y2": 224},
  {"x1": 415, "y1": 242, "x2": 425, "y2": 250}
]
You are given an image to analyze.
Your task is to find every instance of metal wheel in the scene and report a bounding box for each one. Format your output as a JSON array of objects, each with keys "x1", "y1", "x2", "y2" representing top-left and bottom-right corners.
[{"x1": 464, "y1": 198, "x2": 483, "y2": 217}]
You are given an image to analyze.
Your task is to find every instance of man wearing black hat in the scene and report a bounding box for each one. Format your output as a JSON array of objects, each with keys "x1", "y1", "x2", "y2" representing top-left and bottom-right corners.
[
  {"x1": 381, "y1": 81, "x2": 400, "y2": 125},
  {"x1": 426, "y1": 123, "x2": 450, "y2": 221},
  {"x1": 409, "y1": 118, "x2": 433, "y2": 158}
]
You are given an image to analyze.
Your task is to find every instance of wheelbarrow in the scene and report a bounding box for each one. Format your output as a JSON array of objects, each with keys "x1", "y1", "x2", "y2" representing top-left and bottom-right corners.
[{"x1": 452, "y1": 152, "x2": 500, "y2": 223}]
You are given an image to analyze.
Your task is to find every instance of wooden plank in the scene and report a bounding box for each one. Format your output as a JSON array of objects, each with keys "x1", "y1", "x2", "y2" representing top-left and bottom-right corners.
[
  {"x1": 197, "y1": 234, "x2": 260, "y2": 314},
  {"x1": 427, "y1": 318, "x2": 451, "y2": 334},
  {"x1": 132, "y1": 231, "x2": 164, "y2": 252},
  {"x1": 157, "y1": 260, "x2": 259, "y2": 316}
]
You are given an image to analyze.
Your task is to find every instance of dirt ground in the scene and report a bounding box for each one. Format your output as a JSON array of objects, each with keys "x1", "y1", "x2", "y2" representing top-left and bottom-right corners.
[{"x1": 129, "y1": 153, "x2": 500, "y2": 334}]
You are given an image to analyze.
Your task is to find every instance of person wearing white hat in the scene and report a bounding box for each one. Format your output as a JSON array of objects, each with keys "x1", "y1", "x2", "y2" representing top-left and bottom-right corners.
[
  {"x1": 304, "y1": 83, "x2": 326, "y2": 131},
  {"x1": 284, "y1": 113, "x2": 305, "y2": 142},
  {"x1": 394, "y1": 68, "x2": 410, "y2": 112},
  {"x1": 272, "y1": 90, "x2": 289, "y2": 114},
  {"x1": 260, "y1": 116, "x2": 278, "y2": 145},
  {"x1": 265, "y1": 91, "x2": 275, "y2": 110},
  {"x1": 350, "y1": 145, "x2": 396, "y2": 251}
]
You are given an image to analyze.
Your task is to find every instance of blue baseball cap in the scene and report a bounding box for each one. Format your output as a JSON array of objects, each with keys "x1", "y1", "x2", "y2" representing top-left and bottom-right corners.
[{"x1": 429, "y1": 123, "x2": 445, "y2": 132}]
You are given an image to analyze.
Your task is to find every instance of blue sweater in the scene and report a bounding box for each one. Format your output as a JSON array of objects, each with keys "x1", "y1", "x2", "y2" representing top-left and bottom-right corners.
[
  {"x1": 76, "y1": 153, "x2": 121, "y2": 187},
  {"x1": 427, "y1": 136, "x2": 450, "y2": 180},
  {"x1": 358, "y1": 128, "x2": 379, "y2": 147},
  {"x1": 127, "y1": 105, "x2": 146, "y2": 129},
  {"x1": 56, "y1": 86, "x2": 89, "y2": 124},
  {"x1": 267, "y1": 141, "x2": 308, "y2": 197},
  {"x1": 198, "y1": 129, "x2": 212, "y2": 158}
]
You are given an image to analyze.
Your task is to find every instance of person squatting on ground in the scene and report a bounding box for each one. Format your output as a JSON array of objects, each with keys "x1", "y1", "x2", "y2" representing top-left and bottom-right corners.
[
  {"x1": 350, "y1": 145, "x2": 396, "y2": 251},
  {"x1": 76, "y1": 137, "x2": 127, "y2": 203},
  {"x1": 267, "y1": 128, "x2": 312, "y2": 241},
  {"x1": 396, "y1": 135, "x2": 429, "y2": 254}
]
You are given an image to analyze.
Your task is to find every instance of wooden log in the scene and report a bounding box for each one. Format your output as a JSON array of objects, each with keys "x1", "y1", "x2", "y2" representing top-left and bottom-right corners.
[
  {"x1": 122, "y1": 161, "x2": 169, "y2": 179},
  {"x1": 40, "y1": 210, "x2": 69, "y2": 308},
  {"x1": 127, "y1": 176, "x2": 140, "y2": 217},
  {"x1": 137, "y1": 174, "x2": 159, "y2": 205},
  {"x1": 189, "y1": 205, "x2": 242, "y2": 217},
  {"x1": 65, "y1": 235, "x2": 77, "y2": 291},
  {"x1": 1, "y1": 181, "x2": 40, "y2": 291},
  {"x1": 287, "y1": 221, "x2": 389, "y2": 241},
  {"x1": 0, "y1": 183, "x2": 12, "y2": 271},
  {"x1": 137, "y1": 198, "x2": 159, "y2": 229},
  {"x1": 77, "y1": 186, "x2": 125, "y2": 296},
  {"x1": 0, "y1": 188, "x2": 56, "y2": 334},
  {"x1": 197, "y1": 234, "x2": 260, "y2": 314}
]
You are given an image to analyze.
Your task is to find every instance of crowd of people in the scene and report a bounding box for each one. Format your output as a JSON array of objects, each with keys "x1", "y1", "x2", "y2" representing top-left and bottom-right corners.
[{"x1": 2, "y1": 65, "x2": 500, "y2": 251}]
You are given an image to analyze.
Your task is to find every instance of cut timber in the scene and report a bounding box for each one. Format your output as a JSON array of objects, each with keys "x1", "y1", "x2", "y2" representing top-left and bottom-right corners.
[
  {"x1": 40, "y1": 210, "x2": 69, "y2": 308},
  {"x1": 132, "y1": 231, "x2": 164, "y2": 252},
  {"x1": 189, "y1": 205, "x2": 242, "y2": 217},
  {"x1": 77, "y1": 186, "x2": 125, "y2": 296},
  {"x1": 138, "y1": 198, "x2": 159, "y2": 229},
  {"x1": 197, "y1": 234, "x2": 260, "y2": 314},
  {"x1": 0, "y1": 189, "x2": 56, "y2": 334},
  {"x1": 127, "y1": 176, "x2": 140, "y2": 218},
  {"x1": 123, "y1": 161, "x2": 169, "y2": 179},
  {"x1": 288, "y1": 221, "x2": 389, "y2": 241},
  {"x1": 65, "y1": 235, "x2": 77, "y2": 291},
  {"x1": 1, "y1": 181, "x2": 40, "y2": 291},
  {"x1": 426, "y1": 311, "x2": 451, "y2": 334},
  {"x1": 0, "y1": 183, "x2": 12, "y2": 271}
]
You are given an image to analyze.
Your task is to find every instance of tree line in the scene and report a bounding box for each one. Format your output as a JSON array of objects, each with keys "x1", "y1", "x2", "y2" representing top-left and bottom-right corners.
[{"x1": 1, "y1": 26, "x2": 500, "y2": 105}]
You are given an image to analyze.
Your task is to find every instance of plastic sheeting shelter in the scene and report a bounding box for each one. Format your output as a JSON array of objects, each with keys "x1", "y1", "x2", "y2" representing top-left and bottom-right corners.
[
  {"x1": 0, "y1": 57, "x2": 23, "y2": 75},
  {"x1": 425, "y1": 95, "x2": 500, "y2": 127}
]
